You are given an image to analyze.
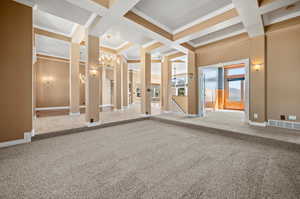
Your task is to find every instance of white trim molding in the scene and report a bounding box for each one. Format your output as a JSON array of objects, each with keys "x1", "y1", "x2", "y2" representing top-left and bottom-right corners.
[
  {"x1": 0, "y1": 132, "x2": 32, "y2": 149},
  {"x1": 35, "y1": 106, "x2": 69, "y2": 111},
  {"x1": 249, "y1": 121, "x2": 267, "y2": 127},
  {"x1": 100, "y1": 104, "x2": 113, "y2": 108},
  {"x1": 186, "y1": 114, "x2": 199, "y2": 118}
]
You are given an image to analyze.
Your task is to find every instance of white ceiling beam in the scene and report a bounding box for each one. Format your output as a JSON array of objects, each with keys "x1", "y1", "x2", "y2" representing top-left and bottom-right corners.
[
  {"x1": 120, "y1": 17, "x2": 188, "y2": 54},
  {"x1": 89, "y1": 0, "x2": 142, "y2": 36},
  {"x1": 259, "y1": 0, "x2": 300, "y2": 15},
  {"x1": 232, "y1": 0, "x2": 264, "y2": 37},
  {"x1": 173, "y1": 16, "x2": 242, "y2": 45}
]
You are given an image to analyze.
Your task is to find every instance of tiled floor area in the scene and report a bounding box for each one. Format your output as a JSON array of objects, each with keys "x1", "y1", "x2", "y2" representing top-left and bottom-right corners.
[
  {"x1": 155, "y1": 111, "x2": 300, "y2": 145},
  {"x1": 34, "y1": 103, "x2": 161, "y2": 134}
]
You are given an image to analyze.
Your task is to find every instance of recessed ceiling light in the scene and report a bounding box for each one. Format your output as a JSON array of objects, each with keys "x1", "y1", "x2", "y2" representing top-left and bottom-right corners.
[{"x1": 105, "y1": 34, "x2": 112, "y2": 39}]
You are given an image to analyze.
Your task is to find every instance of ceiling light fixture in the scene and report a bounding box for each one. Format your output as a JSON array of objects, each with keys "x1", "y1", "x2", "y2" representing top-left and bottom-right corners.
[{"x1": 105, "y1": 34, "x2": 112, "y2": 39}]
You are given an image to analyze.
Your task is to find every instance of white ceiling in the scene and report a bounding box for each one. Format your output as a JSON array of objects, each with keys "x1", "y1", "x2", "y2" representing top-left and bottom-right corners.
[
  {"x1": 33, "y1": 0, "x2": 92, "y2": 25},
  {"x1": 101, "y1": 29, "x2": 127, "y2": 49},
  {"x1": 124, "y1": 45, "x2": 140, "y2": 60},
  {"x1": 36, "y1": 35, "x2": 70, "y2": 58},
  {"x1": 36, "y1": 34, "x2": 87, "y2": 61},
  {"x1": 135, "y1": 0, "x2": 232, "y2": 31},
  {"x1": 34, "y1": 9, "x2": 76, "y2": 36},
  {"x1": 107, "y1": 20, "x2": 153, "y2": 46}
]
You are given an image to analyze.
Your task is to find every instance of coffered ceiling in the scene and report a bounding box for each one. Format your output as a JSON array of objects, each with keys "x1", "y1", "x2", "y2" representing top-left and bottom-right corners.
[
  {"x1": 16, "y1": 0, "x2": 300, "y2": 61},
  {"x1": 134, "y1": 0, "x2": 232, "y2": 31}
]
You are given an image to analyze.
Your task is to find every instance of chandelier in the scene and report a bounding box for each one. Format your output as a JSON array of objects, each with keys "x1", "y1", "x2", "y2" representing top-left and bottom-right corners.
[{"x1": 99, "y1": 52, "x2": 120, "y2": 67}]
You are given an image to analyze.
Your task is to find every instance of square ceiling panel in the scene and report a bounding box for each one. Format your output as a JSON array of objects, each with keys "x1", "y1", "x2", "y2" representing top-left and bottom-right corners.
[
  {"x1": 34, "y1": 10, "x2": 75, "y2": 36},
  {"x1": 36, "y1": 35, "x2": 70, "y2": 58},
  {"x1": 135, "y1": 0, "x2": 232, "y2": 31},
  {"x1": 34, "y1": 9, "x2": 76, "y2": 36},
  {"x1": 190, "y1": 23, "x2": 245, "y2": 47},
  {"x1": 101, "y1": 21, "x2": 153, "y2": 49}
]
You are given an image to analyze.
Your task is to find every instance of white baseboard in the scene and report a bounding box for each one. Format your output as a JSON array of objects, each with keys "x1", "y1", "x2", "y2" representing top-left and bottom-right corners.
[
  {"x1": 0, "y1": 132, "x2": 32, "y2": 149},
  {"x1": 69, "y1": 112, "x2": 80, "y2": 116},
  {"x1": 100, "y1": 104, "x2": 113, "y2": 108},
  {"x1": 140, "y1": 114, "x2": 151, "y2": 117},
  {"x1": 249, "y1": 121, "x2": 267, "y2": 127},
  {"x1": 35, "y1": 106, "x2": 69, "y2": 111},
  {"x1": 186, "y1": 114, "x2": 199, "y2": 118}
]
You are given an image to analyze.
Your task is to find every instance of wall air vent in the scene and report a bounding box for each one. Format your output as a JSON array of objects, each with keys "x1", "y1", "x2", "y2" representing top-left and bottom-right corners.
[{"x1": 268, "y1": 120, "x2": 300, "y2": 131}]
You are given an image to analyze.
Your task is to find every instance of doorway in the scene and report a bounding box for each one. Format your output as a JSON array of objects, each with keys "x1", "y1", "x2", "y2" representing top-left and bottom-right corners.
[{"x1": 198, "y1": 59, "x2": 249, "y2": 123}]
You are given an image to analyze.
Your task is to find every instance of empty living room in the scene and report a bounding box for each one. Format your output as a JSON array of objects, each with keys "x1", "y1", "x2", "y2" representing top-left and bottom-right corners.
[{"x1": 1, "y1": 0, "x2": 300, "y2": 198}]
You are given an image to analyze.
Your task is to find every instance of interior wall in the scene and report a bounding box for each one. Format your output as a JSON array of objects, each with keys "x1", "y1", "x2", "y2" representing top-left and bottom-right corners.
[
  {"x1": 0, "y1": 0, "x2": 32, "y2": 142},
  {"x1": 36, "y1": 58, "x2": 81, "y2": 107},
  {"x1": 196, "y1": 34, "x2": 251, "y2": 66},
  {"x1": 196, "y1": 24, "x2": 300, "y2": 123},
  {"x1": 36, "y1": 58, "x2": 70, "y2": 107},
  {"x1": 36, "y1": 57, "x2": 115, "y2": 108},
  {"x1": 196, "y1": 33, "x2": 266, "y2": 122},
  {"x1": 266, "y1": 25, "x2": 300, "y2": 122}
]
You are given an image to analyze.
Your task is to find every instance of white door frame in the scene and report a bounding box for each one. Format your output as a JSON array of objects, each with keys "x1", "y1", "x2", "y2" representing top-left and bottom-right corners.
[
  {"x1": 197, "y1": 58, "x2": 250, "y2": 122},
  {"x1": 198, "y1": 63, "x2": 220, "y2": 117}
]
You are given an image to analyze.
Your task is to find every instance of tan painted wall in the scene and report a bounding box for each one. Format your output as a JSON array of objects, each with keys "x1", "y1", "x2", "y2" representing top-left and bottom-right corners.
[
  {"x1": 35, "y1": 58, "x2": 113, "y2": 107},
  {"x1": 196, "y1": 34, "x2": 251, "y2": 66},
  {"x1": 196, "y1": 25, "x2": 300, "y2": 123},
  {"x1": 196, "y1": 34, "x2": 266, "y2": 122},
  {"x1": 0, "y1": 0, "x2": 32, "y2": 142},
  {"x1": 266, "y1": 25, "x2": 300, "y2": 122},
  {"x1": 36, "y1": 58, "x2": 70, "y2": 107}
]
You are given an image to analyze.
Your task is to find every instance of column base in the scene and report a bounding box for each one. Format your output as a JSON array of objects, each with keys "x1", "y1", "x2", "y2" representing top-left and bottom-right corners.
[
  {"x1": 248, "y1": 121, "x2": 267, "y2": 127},
  {"x1": 121, "y1": 106, "x2": 129, "y2": 110},
  {"x1": 86, "y1": 121, "x2": 101, "y2": 127},
  {"x1": 69, "y1": 112, "x2": 80, "y2": 116}
]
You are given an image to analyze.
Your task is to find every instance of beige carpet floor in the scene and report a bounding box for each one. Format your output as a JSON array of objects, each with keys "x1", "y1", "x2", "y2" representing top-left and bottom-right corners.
[{"x1": 1, "y1": 120, "x2": 300, "y2": 199}]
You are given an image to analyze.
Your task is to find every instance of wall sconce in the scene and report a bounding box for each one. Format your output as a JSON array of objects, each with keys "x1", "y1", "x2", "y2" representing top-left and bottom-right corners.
[
  {"x1": 253, "y1": 63, "x2": 262, "y2": 72},
  {"x1": 79, "y1": 73, "x2": 86, "y2": 84},
  {"x1": 42, "y1": 76, "x2": 54, "y2": 87},
  {"x1": 89, "y1": 68, "x2": 98, "y2": 77}
]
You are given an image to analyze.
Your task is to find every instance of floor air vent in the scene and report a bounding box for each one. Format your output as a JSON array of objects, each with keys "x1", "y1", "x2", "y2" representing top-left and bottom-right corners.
[{"x1": 268, "y1": 120, "x2": 300, "y2": 130}]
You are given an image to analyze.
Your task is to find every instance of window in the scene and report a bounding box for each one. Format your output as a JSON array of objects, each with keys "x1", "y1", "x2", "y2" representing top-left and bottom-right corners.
[
  {"x1": 228, "y1": 80, "x2": 242, "y2": 101},
  {"x1": 227, "y1": 67, "x2": 245, "y2": 76}
]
